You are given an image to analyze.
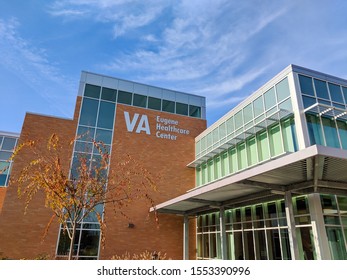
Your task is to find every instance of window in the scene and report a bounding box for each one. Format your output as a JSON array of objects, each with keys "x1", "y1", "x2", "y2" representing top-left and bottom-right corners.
[
  {"x1": 117, "y1": 90, "x2": 132, "y2": 105},
  {"x1": 264, "y1": 88, "x2": 276, "y2": 110},
  {"x1": 97, "y1": 101, "x2": 115, "y2": 129},
  {"x1": 276, "y1": 77, "x2": 290, "y2": 102},
  {"x1": 79, "y1": 98, "x2": 99, "y2": 127},
  {"x1": 148, "y1": 97, "x2": 161, "y2": 110},
  {"x1": 299, "y1": 75, "x2": 314, "y2": 96},
  {"x1": 133, "y1": 94, "x2": 147, "y2": 108},
  {"x1": 314, "y1": 79, "x2": 329, "y2": 99},
  {"x1": 162, "y1": 100, "x2": 175, "y2": 113},
  {"x1": 84, "y1": 84, "x2": 101, "y2": 99},
  {"x1": 176, "y1": 102, "x2": 188, "y2": 116},
  {"x1": 189, "y1": 105, "x2": 201, "y2": 118},
  {"x1": 328, "y1": 83, "x2": 344, "y2": 103},
  {"x1": 2, "y1": 137, "x2": 16, "y2": 151},
  {"x1": 101, "y1": 87, "x2": 117, "y2": 102}
]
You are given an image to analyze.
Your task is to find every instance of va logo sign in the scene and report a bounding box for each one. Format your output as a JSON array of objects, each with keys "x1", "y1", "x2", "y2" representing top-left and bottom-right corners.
[{"x1": 124, "y1": 111, "x2": 151, "y2": 135}]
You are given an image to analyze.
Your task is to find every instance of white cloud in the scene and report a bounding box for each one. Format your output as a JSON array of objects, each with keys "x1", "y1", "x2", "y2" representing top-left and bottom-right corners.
[{"x1": 0, "y1": 18, "x2": 75, "y2": 116}]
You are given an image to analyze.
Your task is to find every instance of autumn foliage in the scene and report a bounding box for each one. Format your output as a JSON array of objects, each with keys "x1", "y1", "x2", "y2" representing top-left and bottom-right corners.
[{"x1": 10, "y1": 133, "x2": 158, "y2": 259}]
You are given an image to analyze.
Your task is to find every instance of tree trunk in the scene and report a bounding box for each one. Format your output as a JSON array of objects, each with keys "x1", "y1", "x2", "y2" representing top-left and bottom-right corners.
[{"x1": 68, "y1": 225, "x2": 77, "y2": 260}]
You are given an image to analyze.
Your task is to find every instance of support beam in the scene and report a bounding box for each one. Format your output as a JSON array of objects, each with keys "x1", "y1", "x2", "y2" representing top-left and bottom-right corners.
[
  {"x1": 183, "y1": 215, "x2": 189, "y2": 260},
  {"x1": 284, "y1": 191, "x2": 300, "y2": 260},
  {"x1": 219, "y1": 207, "x2": 227, "y2": 260}
]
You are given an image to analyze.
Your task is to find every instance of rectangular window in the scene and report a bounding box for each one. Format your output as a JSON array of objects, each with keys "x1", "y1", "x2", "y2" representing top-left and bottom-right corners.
[
  {"x1": 133, "y1": 94, "x2": 147, "y2": 108},
  {"x1": 237, "y1": 143, "x2": 247, "y2": 170},
  {"x1": 228, "y1": 148, "x2": 238, "y2": 173},
  {"x1": 306, "y1": 114, "x2": 324, "y2": 145},
  {"x1": 299, "y1": 75, "x2": 315, "y2": 96},
  {"x1": 243, "y1": 104, "x2": 253, "y2": 124},
  {"x1": 328, "y1": 83, "x2": 344, "y2": 103},
  {"x1": 189, "y1": 105, "x2": 201, "y2": 118},
  {"x1": 84, "y1": 84, "x2": 101, "y2": 99},
  {"x1": 162, "y1": 100, "x2": 175, "y2": 113},
  {"x1": 257, "y1": 131, "x2": 270, "y2": 162},
  {"x1": 97, "y1": 101, "x2": 115, "y2": 129},
  {"x1": 281, "y1": 118, "x2": 297, "y2": 152},
  {"x1": 246, "y1": 137, "x2": 257, "y2": 166},
  {"x1": 269, "y1": 124, "x2": 283, "y2": 157},
  {"x1": 148, "y1": 97, "x2": 161, "y2": 110},
  {"x1": 79, "y1": 98, "x2": 99, "y2": 127},
  {"x1": 276, "y1": 77, "x2": 290, "y2": 102},
  {"x1": 176, "y1": 102, "x2": 188, "y2": 115},
  {"x1": 1, "y1": 137, "x2": 17, "y2": 151},
  {"x1": 117, "y1": 90, "x2": 132, "y2": 105},
  {"x1": 264, "y1": 88, "x2": 276, "y2": 110},
  {"x1": 253, "y1": 96, "x2": 264, "y2": 117},
  {"x1": 101, "y1": 87, "x2": 117, "y2": 102},
  {"x1": 321, "y1": 117, "x2": 340, "y2": 148},
  {"x1": 314, "y1": 79, "x2": 330, "y2": 100},
  {"x1": 337, "y1": 120, "x2": 347, "y2": 149},
  {"x1": 234, "y1": 111, "x2": 243, "y2": 130}
]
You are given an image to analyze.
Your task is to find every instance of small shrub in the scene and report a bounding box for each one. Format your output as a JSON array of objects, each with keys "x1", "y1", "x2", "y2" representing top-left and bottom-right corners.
[{"x1": 111, "y1": 250, "x2": 168, "y2": 260}]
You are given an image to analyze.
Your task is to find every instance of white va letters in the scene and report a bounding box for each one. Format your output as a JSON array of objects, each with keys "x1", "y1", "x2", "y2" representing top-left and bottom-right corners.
[{"x1": 124, "y1": 111, "x2": 151, "y2": 135}]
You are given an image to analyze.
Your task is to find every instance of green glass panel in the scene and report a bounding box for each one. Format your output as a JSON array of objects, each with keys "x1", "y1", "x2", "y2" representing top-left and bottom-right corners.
[
  {"x1": 281, "y1": 118, "x2": 297, "y2": 152},
  {"x1": 280, "y1": 229, "x2": 292, "y2": 260},
  {"x1": 337, "y1": 196, "x2": 347, "y2": 212},
  {"x1": 253, "y1": 96, "x2": 264, "y2": 117},
  {"x1": 264, "y1": 88, "x2": 276, "y2": 110},
  {"x1": 212, "y1": 128, "x2": 219, "y2": 146},
  {"x1": 133, "y1": 94, "x2": 147, "y2": 108},
  {"x1": 84, "y1": 84, "x2": 101, "y2": 99},
  {"x1": 200, "y1": 136, "x2": 206, "y2": 154},
  {"x1": 237, "y1": 143, "x2": 247, "y2": 170},
  {"x1": 162, "y1": 100, "x2": 175, "y2": 113},
  {"x1": 189, "y1": 105, "x2": 201, "y2": 118},
  {"x1": 314, "y1": 79, "x2": 329, "y2": 99},
  {"x1": 269, "y1": 124, "x2": 283, "y2": 156},
  {"x1": 306, "y1": 114, "x2": 324, "y2": 145},
  {"x1": 296, "y1": 227, "x2": 316, "y2": 260},
  {"x1": 321, "y1": 117, "x2": 340, "y2": 148},
  {"x1": 79, "y1": 98, "x2": 99, "y2": 127},
  {"x1": 219, "y1": 123, "x2": 226, "y2": 140},
  {"x1": 201, "y1": 163, "x2": 207, "y2": 185},
  {"x1": 117, "y1": 90, "x2": 132, "y2": 105},
  {"x1": 176, "y1": 102, "x2": 188, "y2": 115},
  {"x1": 243, "y1": 103, "x2": 253, "y2": 124},
  {"x1": 148, "y1": 97, "x2": 161, "y2": 110},
  {"x1": 276, "y1": 77, "x2": 290, "y2": 102},
  {"x1": 299, "y1": 75, "x2": 315, "y2": 96},
  {"x1": 226, "y1": 117, "x2": 234, "y2": 134},
  {"x1": 101, "y1": 87, "x2": 117, "y2": 102},
  {"x1": 321, "y1": 194, "x2": 338, "y2": 214},
  {"x1": 279, "y1": 98, "x2": 292, "y2": 111},
  {"x1": 221, "y1": 151, "x2": 228, "y2": 177},
  {"x1": 328, "y1": 83, "x2": 344, "y2": 103},
  {"x1": 234, "y1": 111, "x2": 243, "y2": 130},
  {"x1": 257, "y1": 131, "x2": 270, "y2": 161},
  {"x1": 214, "y1": 156, "x2": 221, "y2": 180},
  {"x1": 326, "y1": 227, "x2": 347, "y2": 260},
  {"x1": 207, "y1": 160, "x2": 213, "y2": 182},
  {"x1": 229, "y1": 148, "x2": 238, "y2": 173},
  {"x1": 246, "y1": 137, "x2": 257, "y2": 166},
  {"x1": 196, "y1": 167, "x2": 201, "y2": 186},
  {"x1": 337, "y1": 120, "x2": 347, "y2": 149}
]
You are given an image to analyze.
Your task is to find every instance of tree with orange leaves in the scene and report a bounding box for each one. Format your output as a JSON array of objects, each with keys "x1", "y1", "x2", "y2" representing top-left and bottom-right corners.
[{"x1": 10, "y1": 134, "x2": 158, "y2": 260}]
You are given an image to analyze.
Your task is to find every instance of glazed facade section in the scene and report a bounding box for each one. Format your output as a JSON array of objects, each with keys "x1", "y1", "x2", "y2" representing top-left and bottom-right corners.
[
  {"x1": 192, "y1": 66, "x2": 347, "y2": 260},
  {"x1": 56, "y1": 72, "x2": 206, "y2": 259},
  {"x1": 195, "y1": 77, "x2": 296, "y2": 187},
  {"x1": 0, "y1": 132, "x2": 19, "y2": 187}
]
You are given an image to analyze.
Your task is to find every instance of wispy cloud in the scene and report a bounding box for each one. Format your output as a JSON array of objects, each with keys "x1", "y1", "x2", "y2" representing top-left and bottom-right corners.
[{"x1": 0, "y1": 18, "x2": 75, "y2": 116}]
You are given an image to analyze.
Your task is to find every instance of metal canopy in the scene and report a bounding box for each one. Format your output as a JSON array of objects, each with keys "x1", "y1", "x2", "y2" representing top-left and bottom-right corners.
[{"x1": 153, "y1": 145, "x2": 347, "y2": 216}]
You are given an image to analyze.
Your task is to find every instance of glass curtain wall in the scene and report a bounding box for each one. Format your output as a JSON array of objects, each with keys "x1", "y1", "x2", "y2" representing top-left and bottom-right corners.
[
  {"x1": 196, "y1": 117, "x2": 297, "y2": 187},
  {"x1": 196, "y1": 196, "x2": 315, "y2": 260},
  {"x1": 0, "y1": 135, "x2": 18, "y2": 186}
]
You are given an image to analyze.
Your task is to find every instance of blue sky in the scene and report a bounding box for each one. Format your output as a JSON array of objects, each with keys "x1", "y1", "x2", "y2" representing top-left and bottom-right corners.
[{"x1": 1, "y1": 0, "x2": 347, "y2": 133}]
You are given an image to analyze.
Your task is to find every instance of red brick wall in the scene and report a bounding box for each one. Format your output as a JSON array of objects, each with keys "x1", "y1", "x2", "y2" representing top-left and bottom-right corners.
[
  {"x1": 0, "y1": 188, "x2": 6, "y2": 214},
  {"x1": 0, "y1": 97, "x2": 81, "y2": 259},
  {"x1": 100, "y1": 105, "x2": 206, "y2": 259},
  {"x1": 0, "y1": 97, "x2": 206, "y2": 260}
]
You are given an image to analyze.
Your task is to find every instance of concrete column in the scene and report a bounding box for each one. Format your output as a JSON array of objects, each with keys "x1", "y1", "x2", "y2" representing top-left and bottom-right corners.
[
  {"x1": 219, "y1": 207, "x2": 227, "y2": 259},
  {"x1": 183, "y1": 215, "x2": 189, "y2": 260},
  {"x1": 285, "y1": 191, "x2": 300, "y2": 259},
  {"x1": 307, "y1": 193, "x2": 331, "y2": 259}
]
